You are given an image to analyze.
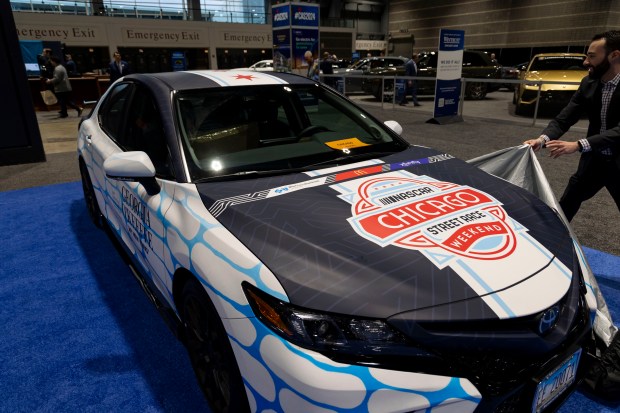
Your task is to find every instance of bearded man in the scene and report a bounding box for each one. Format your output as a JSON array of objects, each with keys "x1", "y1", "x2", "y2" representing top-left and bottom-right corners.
[{"x1": 524, "y1": 30, "x2": 620, "y2": 221}]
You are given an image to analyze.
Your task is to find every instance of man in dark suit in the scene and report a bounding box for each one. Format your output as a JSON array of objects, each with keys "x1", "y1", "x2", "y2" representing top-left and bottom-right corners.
[
  {"x1": 524, "y1": 30, "x2": 620, "y2": 221},
  {"x1": 399, "y1": 53, "x2": 421, "y2": 106},
  {"x1": 108, "y1": 51, "x2": 130, "y2": 83}
]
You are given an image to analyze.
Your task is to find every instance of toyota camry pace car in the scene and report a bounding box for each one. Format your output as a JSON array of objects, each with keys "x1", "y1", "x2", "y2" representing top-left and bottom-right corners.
[{"x1": 78, "y1": 70, "x2": 597, "y2": 413}]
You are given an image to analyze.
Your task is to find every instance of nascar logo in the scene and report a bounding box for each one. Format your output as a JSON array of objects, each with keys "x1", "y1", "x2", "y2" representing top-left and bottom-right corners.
[{"x1": 347, "y1": 175, "x2": 517, "y2": 260}]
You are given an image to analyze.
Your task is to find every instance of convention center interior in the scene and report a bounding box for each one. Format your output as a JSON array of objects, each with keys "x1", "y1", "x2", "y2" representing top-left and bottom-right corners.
[{"x1": 2, "y1": 1, "x2": 620, "y2": 412}]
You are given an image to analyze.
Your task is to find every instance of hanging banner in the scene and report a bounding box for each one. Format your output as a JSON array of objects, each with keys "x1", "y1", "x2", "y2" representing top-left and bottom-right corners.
[
  {"x1": 273, "y1": 28, "x2": 291, "y2": 71},
  {"x1": 171, "y1": 51, "x2": 186, "y2": 71},
  {"x1": 292, "y1": 28, "x2": 319, "y2": 71},
  {"x1": 433, "y1": 29, "x2": 464, "y2": 121},
  {"x1": 272, "y1": 2, "x2": 319, "y2": 72}
]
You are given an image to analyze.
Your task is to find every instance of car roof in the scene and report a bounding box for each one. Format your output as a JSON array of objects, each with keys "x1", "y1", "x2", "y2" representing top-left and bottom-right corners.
[
  {"x1": 367, "y1": 56, "x2": 407, "y2": 60},
  {"x1": 122, "y1": 70, "x2": 315, "y2": 93}
]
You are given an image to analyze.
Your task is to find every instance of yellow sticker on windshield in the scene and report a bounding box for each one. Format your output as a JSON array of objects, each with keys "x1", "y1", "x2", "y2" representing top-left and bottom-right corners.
[{"x1": 325, "y1": 138, "x2": 370, "y2": 150}]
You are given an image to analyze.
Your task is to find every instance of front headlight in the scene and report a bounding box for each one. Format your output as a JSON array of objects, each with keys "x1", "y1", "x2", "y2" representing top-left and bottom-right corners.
[{"x1": 243, "y1": 282, "x2": 413, "y2": 355}]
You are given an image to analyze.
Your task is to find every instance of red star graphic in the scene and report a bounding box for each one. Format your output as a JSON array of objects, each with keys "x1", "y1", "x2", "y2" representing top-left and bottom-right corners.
[{"x1": 234, "y1": 74, "x2": 255, "y2": 81}]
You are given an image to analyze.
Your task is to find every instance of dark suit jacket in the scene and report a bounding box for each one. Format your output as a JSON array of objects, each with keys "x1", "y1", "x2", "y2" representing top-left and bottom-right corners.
[
  {"x1": 108, "y1": 60, "x2": 130, "y2": 82},
  {"x1": 404, "y1": 58, "x2": 417, "y2": 77},
  {"x1": 542, "y1": 75, "x2": 620, "y2": 166}
]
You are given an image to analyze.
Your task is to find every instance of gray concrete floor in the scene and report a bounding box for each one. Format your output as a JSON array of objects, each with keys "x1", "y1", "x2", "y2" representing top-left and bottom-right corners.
[{"x1": 1, "y1": 90, "x2": 617, "y2": 256}]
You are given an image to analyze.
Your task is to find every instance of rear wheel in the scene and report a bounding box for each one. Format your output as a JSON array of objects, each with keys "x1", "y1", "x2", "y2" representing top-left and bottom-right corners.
[
  {"x1": 465, "y1": 82, "x2": 487, "y2": 100},
  {"x1": 181, "y1": 278, "x2": 250, "y2": 413},
  {"x1": 79, "y1": 159, "x2": 103, "y2": 228}
]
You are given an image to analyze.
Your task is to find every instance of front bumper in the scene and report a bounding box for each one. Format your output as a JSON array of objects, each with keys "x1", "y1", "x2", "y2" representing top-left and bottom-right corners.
[
  {"x1": 227, "y1": 293, "x2": 593, "y2": 413},
  {"x1": 518, "y1": 89, "x2": 577, "y2": 108}
]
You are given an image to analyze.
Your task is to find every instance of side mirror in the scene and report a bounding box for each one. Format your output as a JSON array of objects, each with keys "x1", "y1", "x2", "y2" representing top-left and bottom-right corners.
[
  {"x1": 384, "y1": 120, "x2": 403, "y2": 135},
  {"x1": 103, "y1": 151, "x2": 160, "y2": 195}
]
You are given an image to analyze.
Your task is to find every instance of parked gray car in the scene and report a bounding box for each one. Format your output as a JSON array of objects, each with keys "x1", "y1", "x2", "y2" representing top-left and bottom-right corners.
[{"x1": 333, "y1": 56, "x2": 408, "y2": 93}]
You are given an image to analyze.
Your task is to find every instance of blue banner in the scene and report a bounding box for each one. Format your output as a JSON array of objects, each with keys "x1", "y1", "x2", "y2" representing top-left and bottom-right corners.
[
  {"x1": 433, "y1": 29, "x2": 465, "y2": 120},
  {"x1": 291, "y1": 4, "x2": 319, "y2": 27},
  {"x1": 171, "y1": 51, "x2": 186, "y2": 72},
  {"x1": 292, "y1": 28, "x2": 319, "y2": 71},
  {"x1": 272, "y1": 3, "x2": 319, "y2": 71},
  {"x1": 272, "y1": 4, "x2": 290, "y2": 28},
  {"x1": 273, "y1": 29, "x2": 291, "y2": 71}
]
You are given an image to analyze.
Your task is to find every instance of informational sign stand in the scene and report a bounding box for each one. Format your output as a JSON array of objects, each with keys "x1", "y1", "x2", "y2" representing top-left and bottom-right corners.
[
  {"x1": 271, "y1": 2, "x2": 319, "y2": 75},
  {"x1": 427, "y1": 29, "x2": 465, "y2": 125}
]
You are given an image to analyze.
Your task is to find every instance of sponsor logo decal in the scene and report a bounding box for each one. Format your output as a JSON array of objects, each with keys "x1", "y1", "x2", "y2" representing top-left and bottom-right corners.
[
  {"x1": 332, "y1": 170, "x2": 578, "y2": 319},
  {"x1": 121, "y1": 186, "x2": 153, "y2": 252},
  {"x1": 294, "y1": 9, "x2": 316, "y2": 21},
  {"x1": 344, "y1": 173, "x2": 518, "y2": 260},
  {"x1": 274, "y1": 11, "x2": 288, "y2": 21}
]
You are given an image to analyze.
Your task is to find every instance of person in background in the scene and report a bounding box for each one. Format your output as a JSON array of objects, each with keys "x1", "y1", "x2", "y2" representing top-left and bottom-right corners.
[
  {"x1": 109, "y1": 51, "x2": 131, "y2": 83},
  {"x1": 523, "y1": 30, "x2": 620, "y2": 222},
  {"x1": 46, "y1": 56, "x2": 83, "y2": 118},
  {"x1": 37, "y1": 48, "x2": 53, "y2": 80},
  {"x1": 399, "y1": 52, "x2": 421, "y2": 107},
  {"x1": 319, "y1": 51, "x2": 335, "y2": 87},
  {"x1": 490, "y1": 52, "x2": 499, "y2": 65},
  {"x1": 304, "y1": 50, "x2": 319, "y2": 81},
  {"x1": 64, "y1": 54, "x2": 79, "y2": 77}
]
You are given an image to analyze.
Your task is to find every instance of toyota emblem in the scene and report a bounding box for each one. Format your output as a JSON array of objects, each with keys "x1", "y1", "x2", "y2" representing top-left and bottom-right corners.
[{"x1": 538, "y1": 305, "x2": 560, "y2": 335}]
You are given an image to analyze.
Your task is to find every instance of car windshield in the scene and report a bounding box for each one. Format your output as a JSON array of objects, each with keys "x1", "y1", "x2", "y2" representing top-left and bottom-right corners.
[
  {"x1": 175, "y1": 84, "x2": 408, "y2": 180},
  {"x1": 529, "y1": 56, "x2": 585, "y2": 71},
  {"x1": 349, "y1": 59, "x2": 368, "y2": 70}
]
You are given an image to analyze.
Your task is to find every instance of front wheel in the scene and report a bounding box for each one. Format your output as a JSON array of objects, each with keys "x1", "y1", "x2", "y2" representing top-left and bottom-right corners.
[
  {"x1": 79, "y1": 159, "x2": 103, "y2": 228},
  {"x1": 181, "y1": 278, "x2": 250, "y2": 413}
]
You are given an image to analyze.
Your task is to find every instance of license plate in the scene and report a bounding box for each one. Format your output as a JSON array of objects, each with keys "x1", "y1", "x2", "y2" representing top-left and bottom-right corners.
[{"x1": 532, "y1": 348, "x2": 581, "y2": 413}]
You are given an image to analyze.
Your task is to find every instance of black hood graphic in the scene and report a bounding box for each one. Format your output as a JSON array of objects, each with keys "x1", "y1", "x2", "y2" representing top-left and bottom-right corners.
[{"x1": 197, "y1": 147, "x2": 574, "y2": 321}]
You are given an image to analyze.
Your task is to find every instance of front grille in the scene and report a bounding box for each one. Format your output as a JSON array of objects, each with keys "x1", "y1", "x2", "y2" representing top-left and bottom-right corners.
[{"x1": 493, "y1": 391, "x2": 524, "y2": 413}]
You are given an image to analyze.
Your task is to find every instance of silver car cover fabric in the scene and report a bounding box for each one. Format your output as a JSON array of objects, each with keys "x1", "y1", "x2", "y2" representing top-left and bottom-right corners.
[{"x1": 468, "y1": 145, "x2": 617, "y2": 347}]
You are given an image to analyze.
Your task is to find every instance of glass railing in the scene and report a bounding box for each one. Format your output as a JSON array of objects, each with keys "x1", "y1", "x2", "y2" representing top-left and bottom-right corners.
[{"x1": 10, "y1": 0, "x2": 268, "y2": 24}]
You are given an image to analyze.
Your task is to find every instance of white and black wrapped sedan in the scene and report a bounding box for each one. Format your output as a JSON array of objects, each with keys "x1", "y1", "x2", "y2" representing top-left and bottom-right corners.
[{"x1": 78, "y1": 70, "x2": 598, "y2": 413}]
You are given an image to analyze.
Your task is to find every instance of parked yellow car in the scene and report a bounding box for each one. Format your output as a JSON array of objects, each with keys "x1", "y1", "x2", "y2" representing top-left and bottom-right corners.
[{"x1": 513, "y1": 53, "x2": 587, "y2": 115}]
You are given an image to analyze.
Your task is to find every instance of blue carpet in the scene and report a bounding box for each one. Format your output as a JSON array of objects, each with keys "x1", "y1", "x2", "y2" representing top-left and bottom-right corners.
[{"x1": 0, "y1": 181, "x2": 618, "y2": 412}]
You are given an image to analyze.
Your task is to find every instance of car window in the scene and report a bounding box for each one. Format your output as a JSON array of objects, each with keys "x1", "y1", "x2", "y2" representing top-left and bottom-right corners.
[
  {"x1": 387, "y1": 58, "x2": 405, "y2": 67},
  {"x1": 98, "y1": 83, "x2": 132, "y2": 140},
  {"x1": 529, "y1": 56, "x2": 586, "y2": 71},
  {"x1": 463, "y1": 52, "x2": 488, "y2": 67},
  {"x1": 175, "y1": 85, "x2": 408, "y2": 180},
  {"x1": 419, "y1": 54, "x2": 438, "y2": 68},
  {"x1": 123, "y1": 87, "x2": 173, "y2": 178}
]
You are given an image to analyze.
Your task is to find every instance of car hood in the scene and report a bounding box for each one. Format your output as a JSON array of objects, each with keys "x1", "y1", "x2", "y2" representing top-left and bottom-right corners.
[
  {"x1": 525, "y1": 70, "x2": 587, "y2": 84},
  {"x1": 197, "y1": 147, "x2": 575, "y2": 321}
]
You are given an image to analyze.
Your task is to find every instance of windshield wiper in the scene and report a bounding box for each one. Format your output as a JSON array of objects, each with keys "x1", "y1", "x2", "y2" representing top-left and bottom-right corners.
[{"x1": 306, "y1": 151, "x2": 396, "y2": 168}]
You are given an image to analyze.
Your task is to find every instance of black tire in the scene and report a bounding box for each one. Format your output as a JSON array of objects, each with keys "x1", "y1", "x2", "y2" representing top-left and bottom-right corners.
[
  {"x1": 79, "y1": 159, "x2": 103, "y2": 228},
  {"x1": 181, "y1": 278, "x2": 250, "y2": 413},
  {"x1": 371, "y1": 82, "x2": 382, "y2": 100},
  {"x1": 465, "y1": 82, "x2": 487, "y2": 100},
  {"x1": 515, "y1": 102, "x2": 529, "y2": 116},
  {"x1": 513, "y1": 88, "x2": 518, "y2": 104}
]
